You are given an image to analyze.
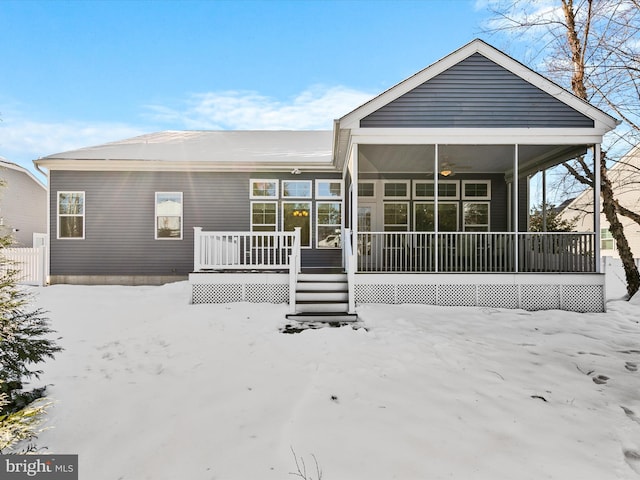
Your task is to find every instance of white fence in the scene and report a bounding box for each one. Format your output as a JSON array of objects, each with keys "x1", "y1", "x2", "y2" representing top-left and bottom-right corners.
[{"x1": 0, "y1": 246, "x2": 47, "y2": 286}]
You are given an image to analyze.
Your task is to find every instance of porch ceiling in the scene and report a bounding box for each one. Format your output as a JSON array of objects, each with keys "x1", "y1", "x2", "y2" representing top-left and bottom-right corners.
[{"x1": 358, "y1": 144, "x2": 588, "y2": 177}]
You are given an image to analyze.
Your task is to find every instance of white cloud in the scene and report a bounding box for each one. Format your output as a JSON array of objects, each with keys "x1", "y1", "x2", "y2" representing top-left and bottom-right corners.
[
  {"x1": 0, "y1": 84, "x2": 373, "y2": 176},
  {"x1": 144, "y1": 85, "x2": 374, "y2": 130},
  {"x1": 0, "y1": 117, "x2": 146, "y2": 171}
]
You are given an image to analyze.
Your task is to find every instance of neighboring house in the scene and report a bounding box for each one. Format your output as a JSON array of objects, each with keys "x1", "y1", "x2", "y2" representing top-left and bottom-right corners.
[
  {"x1": 34, "y1": 39, "x2": 618, "y2": 313},
  {"x1": 0, "y1": 158, "x2": 47, "y2": 246},
  {"x1": 559, "y1": 144, "x2": 640, "y2": 259}
]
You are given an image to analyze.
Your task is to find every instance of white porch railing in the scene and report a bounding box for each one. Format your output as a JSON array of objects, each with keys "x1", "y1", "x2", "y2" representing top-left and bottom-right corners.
[
  {"x1": 1, "y1": 247, "x2": 47, "y2": 286},
  {"x1": 194, "y1": 228, "x2": 300, "y2": 271},
  {"x1": 357, "y1": 232, "x2": 596, "y2": 273}
]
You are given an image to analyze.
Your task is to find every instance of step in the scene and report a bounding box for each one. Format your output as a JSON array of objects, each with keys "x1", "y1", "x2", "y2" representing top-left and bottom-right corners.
[
  {"x1": 295, "y1": 302, "x2": 350, "y2": 313},
  {"x1": 296, "y1": 273, "x2": 347, "y2": 283},
  {"x1": 296, "y1": 291, "x2": 349, "y2": 302},
  {"x1": 296, "y1": 281, "x2": 348, "y2": 292},
  {"x1": 285, "y1": 313, "x2": 359, "y2": 323}
]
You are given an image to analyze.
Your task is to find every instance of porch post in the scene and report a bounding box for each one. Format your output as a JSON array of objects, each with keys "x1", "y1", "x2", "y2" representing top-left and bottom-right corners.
[
  {"x1": 351, "y1": 143, "x2": 359, "y2": 268},
  {"x1": 513, "y1": 145, "x2": 519, "y2": 273},
  {"x1": 193, "y1": 227, "x2": 203, "y2": 271},
  {"x1": 434, "y1": 144, "x2": 439, "y2": 273},
  {"x1": 542, "y1": 170, "x2": 547, "y2": 232},
  {"x1": 594, "y1": 144, "x2": 602, "y2": 273}
]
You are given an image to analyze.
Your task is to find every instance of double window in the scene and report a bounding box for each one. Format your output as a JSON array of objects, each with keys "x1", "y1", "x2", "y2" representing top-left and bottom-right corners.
[{"x1": 58, "y1": 192, "x2": 85, "y2": 239}]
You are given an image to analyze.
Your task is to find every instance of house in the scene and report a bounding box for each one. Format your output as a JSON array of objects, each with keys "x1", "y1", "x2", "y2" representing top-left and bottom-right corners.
[
  {"x1": 0, "y1": 158, "x2": 47, "y2": 246},
  {"x1": 559, "y1": 144, "x2": 640, "y2": 259},
  {"x1": 34, "y1": 39, "x2": 618, "y2": 313}
]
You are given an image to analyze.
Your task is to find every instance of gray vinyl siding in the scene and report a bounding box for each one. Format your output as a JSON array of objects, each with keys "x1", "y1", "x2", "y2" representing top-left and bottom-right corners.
[
  {"x1": 361, "y1": 53, "x2": 594, "y2": 128},
  {"x1": 50, "y1": 171, "x2": 343, "y2": 277}
]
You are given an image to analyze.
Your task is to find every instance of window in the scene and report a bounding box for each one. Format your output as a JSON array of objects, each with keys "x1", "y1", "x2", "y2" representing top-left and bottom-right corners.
[
  {"x1": 316, "y1": 180, "x2": 342, "y2": 199},
  {"x1": 155, "y1": 192, "x2": 183, "y2": 239},
  {"x1": 384, "y1": 202, "x2": 409, "y2": 231},
  {"x1": 283, "y1": 202, "x2": 311, "y2": 247},
  {"x1": 250, "y1": 179, "x2": 278, "y2": 199},
  {"x1": 462, "y1": 181, "x2": 491, "y2": 200},
  {"x1": 58, "y1": 192, "x2": 85, "y2": 239},
  {"x1": 282, "y1": 180, "x2": 311, "y2": 198},
  {"x1": 413, "y1": 181, "x2": 459, "y2": 199},
  {"x1": 463, "y1": 202, "x2": 490, "y2": 231},
  {"x1": 601, "y1": 228, "x2": 615, "y2": 250},
  {"x1": 317, "y1": 202, "x2": 342, "y2": 248},
  {"x1": 251, "y1": 202, "x2": 277, "y2": 232},
  {"x1": 414, "y1": 202, "x2": 459, "y2": 232},
  {"x1": 358, "y1": 182, "x2": 375, "y2": 198},
  {"x1": 383, "y1": 181, "x2": 410, "y2": 199}
]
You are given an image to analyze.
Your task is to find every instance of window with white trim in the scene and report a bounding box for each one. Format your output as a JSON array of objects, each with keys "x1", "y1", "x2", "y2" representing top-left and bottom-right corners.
[
  {"x1": 155, "y1": 192, "x2": 183, "y2": 239},
  {"x1": 601, "y1": 228, "x2": 615, "y2": 250},
  {"x1": 316, "y1": 180, "x2": 342, "y2": 199},
  {"x1": 414, "y1": 202, "x2": 459, "y2": 232},
  {"x1": 251, "y1": 202, "x2": 277, "y2": 232},
  {"x1": 463, "y1": 202, "x2": 490, "y2": 231},
  {"x1": 413, "y1": 180, "x2": 459, "y2": 199},
  {"x1": 317, "y1": 202, "x2": 342, "y2": 248},
  {"x1": 384, "y1": 202, "x2": 409, "y2": 231},
  {"x1": 283, "y1": 202, "x2": 311, "y2": 247},
  {"x1": 383, "y1": 181, "x2": 410, "y2": 199},
  {"x1": 358, "y1": 181, "x2": 376, "y2": 198},
  {"x1": 462, "y1": 180, "x2": 491, "y2": 200},
  {"x1": 282, "y1": 180, "x2": 311, "y2": 198},
  {"x1": 58, "y1": 191, "x2": 85, "y2": 239},
  {"x1": 250, "y1": 179, "x2": 278, "y2": 199}
]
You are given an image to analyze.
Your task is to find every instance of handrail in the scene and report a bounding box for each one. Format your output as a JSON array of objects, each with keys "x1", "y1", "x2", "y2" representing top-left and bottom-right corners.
[
  {"x1": 356, "y1": 231, "x2": 596, "y2": 273},
  {"x1": 344, "y1": 228, "x2": 356, "y2": 313},
  {"x1": 288, "y1": 227, "x2": 301, "y2": 314},
  {"x1": 193, "y1": 228, "x2": 298, "y2": 270}
]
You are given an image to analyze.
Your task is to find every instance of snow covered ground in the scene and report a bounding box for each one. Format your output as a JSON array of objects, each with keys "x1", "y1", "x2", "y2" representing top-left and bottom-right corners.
[{"x1": 27, "y1": 282, "x2": 640, "y2": 479}]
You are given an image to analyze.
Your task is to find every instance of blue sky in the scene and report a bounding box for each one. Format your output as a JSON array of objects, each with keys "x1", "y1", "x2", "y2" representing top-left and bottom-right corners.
[{"x1": 1, "y1": 0, "x2": 501, "y2": 177}]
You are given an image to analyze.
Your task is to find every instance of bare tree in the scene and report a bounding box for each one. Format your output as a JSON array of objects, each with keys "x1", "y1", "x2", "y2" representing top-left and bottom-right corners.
[{"x1": 484, "y1": 0, "x2": 640, "y2": 298}]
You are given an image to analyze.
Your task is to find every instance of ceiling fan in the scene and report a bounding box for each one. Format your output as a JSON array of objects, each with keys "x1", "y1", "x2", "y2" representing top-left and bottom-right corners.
[{"x1": 438, "y1": 161, "x2": 472, "y2": 177}]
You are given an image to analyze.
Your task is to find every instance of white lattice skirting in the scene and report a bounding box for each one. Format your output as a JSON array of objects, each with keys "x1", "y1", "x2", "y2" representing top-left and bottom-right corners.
[
  {"x1": 190, "y1": 272, "x2": 289, "y2": 305},
  {"x1": 354, "y1": 273, "x2": 605, "y2": 313}
]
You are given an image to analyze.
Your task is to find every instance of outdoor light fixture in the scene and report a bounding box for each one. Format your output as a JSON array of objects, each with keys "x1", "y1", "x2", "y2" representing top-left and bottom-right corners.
[
  {"x1": 291, "y1": 168, "x2": 301, "y2": 175},
  {"x1": 440, "y1": 168, "x2": 453, "y2": 177}
]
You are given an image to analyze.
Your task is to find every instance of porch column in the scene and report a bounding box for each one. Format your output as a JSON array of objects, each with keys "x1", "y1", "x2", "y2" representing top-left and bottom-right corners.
[
  {"x1": 542, "y1": 169, "x2": 547, "y2": 232},
  {"x1": 351, "y1": 143, "x2": 359, "y2": 266},
  {"x1": 513, "y1": 145, "x2": 519, "y2": 273},
  {"x1": 434, "y1": 144, "x2": 439, "y2": 273},
  {"x1": 594, "y1": 144, "x2": 602, "y2": 273}
]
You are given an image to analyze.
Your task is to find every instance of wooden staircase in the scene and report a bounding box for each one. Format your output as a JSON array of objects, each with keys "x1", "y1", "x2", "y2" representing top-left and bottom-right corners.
[{"x1": 286, "y1": 272, "x2": 358, "y2": 322}]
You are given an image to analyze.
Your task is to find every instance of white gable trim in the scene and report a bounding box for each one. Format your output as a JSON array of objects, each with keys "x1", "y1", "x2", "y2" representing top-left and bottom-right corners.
[
  {"x1": 338, "y1": 39, "x2": 618, "y2": 131},
  {"x1": 0, "y1": 159, "x2": 46, "y2": 190}
]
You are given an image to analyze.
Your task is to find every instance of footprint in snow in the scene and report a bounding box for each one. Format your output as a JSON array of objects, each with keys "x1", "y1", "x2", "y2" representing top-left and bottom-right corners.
[
  {"x1": 592, "y1": 374, "x2": 609, "y2": 385},
  {"x1": 624, "y1": 449, "x2": 640, "y2": 474},
  {"x1": 625, "y1": 362, "x2": 638, "y2": 372},
  {"x1": 621, "y1": 406, "x2": 640, "y2": 426}
]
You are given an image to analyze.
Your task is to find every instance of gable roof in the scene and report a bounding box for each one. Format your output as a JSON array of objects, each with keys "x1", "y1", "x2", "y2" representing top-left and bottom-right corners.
[
  {"x1": 35, "y1": 130, "x2": 334, "y2": 172},
  {"x1": 0, "y1": 157, "x2": 46, "y2": 189},
  {"x1": 337, "y1": 38, "x2": 618, "y2": 131}
]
